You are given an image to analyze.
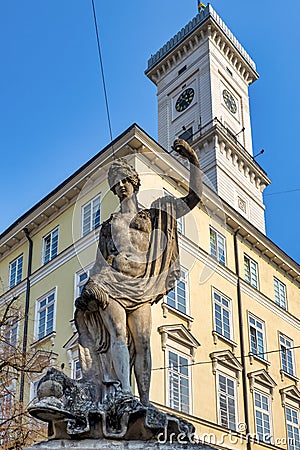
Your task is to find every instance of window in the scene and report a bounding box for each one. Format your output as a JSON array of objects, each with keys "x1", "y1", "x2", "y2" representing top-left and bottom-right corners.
[
  {"x1": 286, "y1": 406, "x2": 300, "y2": 450},
  {"x1": 75, "y1": 267, "x2": 91, "y2": 299},
  {"x1": 210, "y1": 228, "x2": 226, "y2": 265},
  {"x1": 9, "y1": 255, "x2": 23, "y2": 289},
  {"x1": 36, "y1": 291, "x2": 56, "y2": 340},
  {"x1": 254, "y1": 391, "x2": 272, "y2": 443},
  {"x1": 244, "y1": 255, "x2": 259, "y2": 289},
  {"x1": 213, "y1": 290, "x2": 232, "y2": 340},
  {"x1": 82, "y1": 195, "x2": 101, "y2": 236},
  {"x1": 166, "y1": 269, "x2": 188, "y2": 315},
  {"x1": 178, "y1": 65, "x2": 187, "y2": 76},
  {"x1": 176, "y1": 214, "x2": 184, "y2": 234},
  {"x1": 163, "y1": 190, "x2": 184, "y2": 234},
  {"x1": 30, "y1": 380, "x2": 40, "y2": 401},
  {"x1": 280, "y1": 334, "x2": 295, "y2": 377},
  {"x1": 72, "y1": 359, "x2": 82, "y2": 380},
  {"x1": 167, "y1": 350, "x2": 190, "y2": 414},
  {"x1": 42, "y1": 228, "x2": 59, "y2": 264},
  {"x1": 248, "y1": 315, "x2": 266, "y2": 359},
  {"x1": 274, "y1": 278, "x2": 287, "y2": 310},
  {"x1": 4, "y1": 319, "x2": 18, "y2": 353},
  {"x1": 178, "y1": 126, "x2": 193, "y2": 144},
  {"x1": 217, "y1": 373, "x2": 237, "y2": 430},
  {"x1": 0, "y1": 392, "x2": 13, "y2": 423}
]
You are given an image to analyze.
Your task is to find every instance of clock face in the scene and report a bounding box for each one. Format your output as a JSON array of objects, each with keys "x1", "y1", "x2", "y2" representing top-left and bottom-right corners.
[
  {"x1": 223, "y1": 89, "x2": 237, "y2": 114},
  {"x1": 175, "y1": 88, "x2": 195, "y2": 112}
]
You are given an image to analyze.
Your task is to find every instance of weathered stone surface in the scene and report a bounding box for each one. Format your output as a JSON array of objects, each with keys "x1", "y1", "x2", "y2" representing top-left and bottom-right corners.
[
  {"x1": 28, "y1": 143, "x2": 203, "y2": 443},
  {"x1": 25, "y1": 439, "x2": 211, "y2": 450}
]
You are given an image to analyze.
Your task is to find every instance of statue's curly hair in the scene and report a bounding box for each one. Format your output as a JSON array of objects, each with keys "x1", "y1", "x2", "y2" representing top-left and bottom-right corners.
[{"x1": 108, "y1": 158, "x2": 141, "y2": 194}]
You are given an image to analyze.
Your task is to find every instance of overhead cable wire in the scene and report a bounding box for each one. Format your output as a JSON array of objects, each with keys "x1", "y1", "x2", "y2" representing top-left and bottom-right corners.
[
  {"x1": 264, "y1": 188, "x2": 300, "y2": 197},
  {"x1": 91, "y1": 0, "x2": 115, "y2": 156},
  {"x1": 152, "y1": 344, "x2": 300, "y2": 371}
]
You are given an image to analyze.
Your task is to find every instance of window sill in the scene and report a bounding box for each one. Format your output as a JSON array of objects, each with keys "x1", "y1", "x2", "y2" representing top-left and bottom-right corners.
[
  {"x1": 162, "y1": 302, "x2": 194, "y2": 330},
  {"x1": 42, "y1": 255, "x2": 59, "y2": 267},
  {"x1": 249, "y1": 352, "x2": 270, "y2": 369},
  {"x1": 244, "y1": 280, "x2": 259, "y2": 290},
  {"x1": 280, "y1": 369, "x2": 299, "y2": 383},
  {"x1": 212, "y1": 331, "x2": 237, "y2": 352},
  {"x1": 31, "y1": 331, "x2": 56, "y2": 347},
  {"x1": 276, "y1": 302, "x2": 287, "y2": 311},
  {"x1": 210, "y1": 255, "x2": 226, "y2": 267}
]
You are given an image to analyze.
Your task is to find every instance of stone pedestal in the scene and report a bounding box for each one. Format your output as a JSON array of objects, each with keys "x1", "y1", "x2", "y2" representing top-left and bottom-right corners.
[{"x1": 25, "y1": 439, "x2": 211, "y2": 450}]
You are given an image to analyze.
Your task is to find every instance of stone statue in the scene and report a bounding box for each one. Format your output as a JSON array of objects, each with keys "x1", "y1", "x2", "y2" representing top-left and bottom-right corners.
[{"x1": 29, "y1": 139, "x2": 203, "y2": 442}]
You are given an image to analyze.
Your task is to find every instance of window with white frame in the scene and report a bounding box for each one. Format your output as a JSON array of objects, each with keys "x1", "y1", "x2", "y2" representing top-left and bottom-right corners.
[
  {"x1": 9, "y1": 255, "x2": 23, "y2": 289},
  {"x1": 75, "y1": 267, "x2": 91, "y2": 299},
  {"x1": 163, "y1": 189, "x2": 184, "y2": 234},
  {"x1": 4, "y1": 318, "x2": 18, "y2": 353},
  {"x1": 166, "y1": 269, "x2": 188, "y2": 315},
  {"x1": 0, "y1": 392, "x2": 13, "y2": 423},
  {"x1": 210, "y1": 228, "x2": 226, "y2": 265},
  {"x1": 286, "y1": 406, "x2": 300, "y2": 450},
  {"x1": 280, "y1": 334, "x2": 295, "y2": 377},
  {"x1": 82, "y1": 195, "x2": 101, "y2": 237},
  {"x1": 36, "y1": 291, "x2": 56, "y2": 340},
  {"x1": 167, "y1": 350, "x2": 191, "y2": 414},
  {"x1": 248, "y1": 314, "x2": 266, "y2": 359},
  {"x1": 72, "y1": 358, "x2": 82, "y2": 380},
  {"x1": 274, "y1": 277, "x2": 287, "y2": 310},
  {"x1": 30, "y1": 380, "x2": 40, "y2": 401},
  {"x1": 254, "y1": 390, "x2": 272, "y2": 443},
  {"x1": 217, "y1": 372, "x2": 237, "y2": 430},
  {"x1": 42, "y1": 228, "x2": 59, "y2": 264},
  {"x1": 213, "y1": 290, "x2": 232, "y2": 340},
  {"x1": 244, "y1": 255, "x2": 259, "y2": 289}
]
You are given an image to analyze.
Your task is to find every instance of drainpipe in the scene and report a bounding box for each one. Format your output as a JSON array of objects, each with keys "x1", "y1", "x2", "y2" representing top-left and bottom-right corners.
[
  {"x1": 19, "y1": 228, "x2": 33, "y2": 403},
  {"x1": 234, "y1": 228, "x2": 251, "y2": 450}
]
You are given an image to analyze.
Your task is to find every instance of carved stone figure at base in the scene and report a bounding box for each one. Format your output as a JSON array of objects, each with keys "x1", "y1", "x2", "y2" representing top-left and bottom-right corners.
[{"x1": 29, "y1": 139, "x2": 202, "y2": 441}]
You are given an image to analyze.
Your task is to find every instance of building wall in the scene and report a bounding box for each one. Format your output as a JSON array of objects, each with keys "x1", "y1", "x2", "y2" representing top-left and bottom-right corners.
[{"x1": 0, "y1": 134, "x2": 299, "y2": 450}]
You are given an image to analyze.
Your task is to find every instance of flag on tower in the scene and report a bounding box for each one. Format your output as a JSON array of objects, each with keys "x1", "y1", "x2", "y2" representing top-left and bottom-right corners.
[{"x1": 198, "y1": 1, "x2": 206, "y2": 12}]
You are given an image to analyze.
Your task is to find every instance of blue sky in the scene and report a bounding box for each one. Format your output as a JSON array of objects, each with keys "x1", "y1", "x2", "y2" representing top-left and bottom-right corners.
[{"x1": 0, "y1": 1, "x2": 299, "y2": 262}]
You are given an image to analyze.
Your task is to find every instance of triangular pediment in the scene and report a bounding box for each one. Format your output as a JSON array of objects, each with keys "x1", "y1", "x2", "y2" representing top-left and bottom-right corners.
[
  {"x1": 280, "y1": 385, "x2": 300, "y2": 407},
  {"x1": 26, "y1": 349, "x2": 57, "y2": 372},
  {"x1": 158, "y1": 324, "x2": 200, "y2": 349},
  {"x1": 63, "y1": 332, "x2": 79, "y2": 350},
  {"x1": 210, "y1": 349, "x2": 243, "y2": 373},
  {"x1": 248, "y1": 369, "x2": 277, "y2": 395}
]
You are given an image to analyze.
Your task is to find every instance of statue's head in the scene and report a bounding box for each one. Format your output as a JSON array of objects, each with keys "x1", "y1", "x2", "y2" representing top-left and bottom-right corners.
[{"x1": 108, "y1": 158, "x2": 141, "y2": 195}]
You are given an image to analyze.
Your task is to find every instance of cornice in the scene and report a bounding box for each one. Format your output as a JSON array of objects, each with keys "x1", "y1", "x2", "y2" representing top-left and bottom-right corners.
[
  {"x1": 193, "y1": 119, "x2": 271, "y2": 194},
  {"x1": 146, "y1": 5, "x2": 258, "y2": 86},
  {"x1": 241, "y1": 280, "x2": 300, "y2": 331}
]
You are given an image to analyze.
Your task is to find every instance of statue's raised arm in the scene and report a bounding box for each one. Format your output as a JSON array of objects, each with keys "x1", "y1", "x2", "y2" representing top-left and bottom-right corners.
[{"x1": 171, "y1": 138, "x2": 203, "y2": 218}]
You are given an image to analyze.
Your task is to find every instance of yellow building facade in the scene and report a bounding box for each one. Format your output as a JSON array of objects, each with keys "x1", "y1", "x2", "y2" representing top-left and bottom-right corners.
[{"x1": 0, "y1": 5, "x2": 300, "y2": 450}]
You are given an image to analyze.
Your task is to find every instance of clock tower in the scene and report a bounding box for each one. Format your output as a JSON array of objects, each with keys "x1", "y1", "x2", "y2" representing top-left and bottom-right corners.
[{"x1": 145, "y1": 4, "x2": 270, "y2": 233}]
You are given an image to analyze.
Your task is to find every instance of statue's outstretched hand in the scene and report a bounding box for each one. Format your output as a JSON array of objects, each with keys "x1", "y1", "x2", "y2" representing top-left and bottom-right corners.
[{"x1": 172, "y1": 139, "x2": 198, "y2": 163}]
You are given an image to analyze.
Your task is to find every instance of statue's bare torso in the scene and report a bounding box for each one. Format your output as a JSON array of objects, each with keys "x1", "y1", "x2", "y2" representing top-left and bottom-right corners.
[{"x1": 106, "y1": 210, "x2": 152, "y2": 277}]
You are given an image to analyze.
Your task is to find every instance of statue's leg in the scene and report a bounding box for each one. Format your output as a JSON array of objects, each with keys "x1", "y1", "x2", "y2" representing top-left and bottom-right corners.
[
  {"x1": 127, "y1": 303, "x2": 152, "y2": 406},
  {"x1": 100, "y1": 301, "x2": 132, "y2": 394}
]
